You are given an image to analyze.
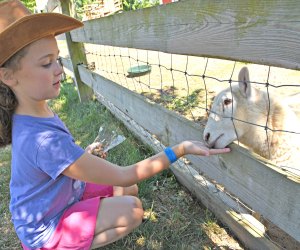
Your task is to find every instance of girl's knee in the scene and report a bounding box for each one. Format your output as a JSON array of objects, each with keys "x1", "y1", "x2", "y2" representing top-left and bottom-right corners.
[
  {"x1": 95, "y1": 195, "x2": 143, "y2": 235},
  {"x1": 119, "y1": 196, "x2": 144, "y2": 229},
  {"x1": 126, "y1": 196, "x2": 144, "y2": 225}
]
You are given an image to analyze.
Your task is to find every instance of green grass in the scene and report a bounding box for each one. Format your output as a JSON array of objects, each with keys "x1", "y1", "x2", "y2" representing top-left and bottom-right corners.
[{"x1": 0, "y1": 79, "x2": 241, "y2": 249}]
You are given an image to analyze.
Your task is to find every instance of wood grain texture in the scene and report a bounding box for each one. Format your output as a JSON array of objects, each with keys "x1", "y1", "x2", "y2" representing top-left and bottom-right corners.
[
  {"x1": 93, "y1": 85, "x2": 280, "y2": 250},
  {"x1": 70, "y1": 0, "x2": 300, "y2": 70},
  {"x1": 60, "y1": 0, "x2": 93, "y2": 101},
  {"x1": 75, "y1": 64, "x2": 300, "y2": 243}
]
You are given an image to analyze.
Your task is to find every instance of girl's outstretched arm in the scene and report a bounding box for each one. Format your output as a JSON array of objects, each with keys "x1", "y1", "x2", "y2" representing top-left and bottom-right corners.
[{"x1": 62, "y1": 141, "x2": 230, "y2": 187}]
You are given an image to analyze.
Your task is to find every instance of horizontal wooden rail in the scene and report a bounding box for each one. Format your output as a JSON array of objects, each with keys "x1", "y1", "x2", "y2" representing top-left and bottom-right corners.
[
  {"x1": 93, "y1": 91, "x2": 280, "y2": 250},
  {"x1": 70, "y1": 0, "x2": 300, "y2": 70},
  {"x1": 59, "y1": 0, "x2": 300, "y2": 244},
  {"x1": 72, "y1": 64, "x2": 300, "y2": 243}
]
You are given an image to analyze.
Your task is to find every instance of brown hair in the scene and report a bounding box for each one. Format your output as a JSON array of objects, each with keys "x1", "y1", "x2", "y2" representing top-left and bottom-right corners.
[{"x1": 0, "y1": 48, "x2": 28, "y2": 147}]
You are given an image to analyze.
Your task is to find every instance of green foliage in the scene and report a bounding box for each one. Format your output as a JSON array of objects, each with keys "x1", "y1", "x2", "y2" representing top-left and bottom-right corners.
[
  {"x1": 122, "y1": 0, "x2": 159, "y2": 11},
  {"x1": 74, "y1": 0, "x2": 94, "y2": 18},
  {"x1": 74, "y1": 0, "x2": 159, "y2": 19},
  {"x1": 21, "y1": 0, "x2": 158, "y2": 16},
  {"x1": 21, "y1": 0, "x2": 36, "y2": 12}
]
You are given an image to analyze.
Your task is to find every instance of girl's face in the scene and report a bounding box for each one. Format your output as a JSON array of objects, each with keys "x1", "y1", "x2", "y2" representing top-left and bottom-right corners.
[{"x1": 12, "y1": 35, "x2": 63, "y2": 104}]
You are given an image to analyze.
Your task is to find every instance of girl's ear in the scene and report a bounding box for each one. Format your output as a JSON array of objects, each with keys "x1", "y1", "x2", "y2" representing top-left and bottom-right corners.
[{"x1": 0, "y1": 67, "x2": 17, "y2": 87}]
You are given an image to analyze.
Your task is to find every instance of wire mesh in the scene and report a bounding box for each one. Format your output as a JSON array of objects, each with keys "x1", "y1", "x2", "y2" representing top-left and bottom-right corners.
[
  {"x1": 84, "y1": 43, "x2": 300, "y2": 177},
  {"x1": 80, "y1": 43, "x2": 300, "y2": 248}
]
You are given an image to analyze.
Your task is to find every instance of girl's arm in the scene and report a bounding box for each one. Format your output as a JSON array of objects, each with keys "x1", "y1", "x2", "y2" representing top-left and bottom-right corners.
[{"x1": 62, "y1": 141, "x2": 230, "y2": 187}]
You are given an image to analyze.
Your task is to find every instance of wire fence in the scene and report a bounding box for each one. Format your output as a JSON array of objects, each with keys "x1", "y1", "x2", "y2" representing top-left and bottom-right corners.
[
  {"x1": 94, "y1": 90, "x2": 291, "y2": 250},
  {"x1": 83, "y1": 43, "x2": 300, "y2": 178},
  {"x1": 54, "y1": 36, "x2": 300, "y2": 248}
]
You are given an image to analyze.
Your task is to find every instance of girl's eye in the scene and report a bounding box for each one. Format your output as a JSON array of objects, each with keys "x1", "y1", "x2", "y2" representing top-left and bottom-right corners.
[
  {"x1": 42, "y1": 58, "x2": 61, "y2": 68},
  {"x1": 42, "y1": 62, "x2": 52, "y2": 68},
  {"x1": 224, "y1": 98, "x2": 232, "y2": 106}
]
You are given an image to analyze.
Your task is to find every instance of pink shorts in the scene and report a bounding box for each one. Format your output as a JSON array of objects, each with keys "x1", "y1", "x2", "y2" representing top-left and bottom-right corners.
[{"x1": 22, "y1": 183, "x2": 113, "y2": 250}]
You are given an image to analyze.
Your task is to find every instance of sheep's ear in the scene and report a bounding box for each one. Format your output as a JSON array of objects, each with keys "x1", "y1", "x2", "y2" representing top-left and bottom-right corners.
[{"x1": 238, "y1": 67, "x2": 251, "y2": 98}]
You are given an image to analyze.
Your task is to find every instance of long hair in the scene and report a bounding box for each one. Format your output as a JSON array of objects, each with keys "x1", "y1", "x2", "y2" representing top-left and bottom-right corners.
[{"x1": 0, "y1": 47, "x2": 28, "y2": 147}]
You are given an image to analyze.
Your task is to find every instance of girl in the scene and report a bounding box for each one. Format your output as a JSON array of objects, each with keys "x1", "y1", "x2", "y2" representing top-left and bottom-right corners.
[{"x1": 0, "y1": 0, "x2": 230, "y2": 249}]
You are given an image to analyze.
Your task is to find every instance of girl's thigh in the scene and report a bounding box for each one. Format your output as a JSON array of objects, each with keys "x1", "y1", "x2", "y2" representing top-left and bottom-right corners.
[
  {"x1": 36, "y1": 184, "x2": 114, "y2": 250},
  {"x1": 41, "y1": 196, "x2": 102, "y2": 250}
]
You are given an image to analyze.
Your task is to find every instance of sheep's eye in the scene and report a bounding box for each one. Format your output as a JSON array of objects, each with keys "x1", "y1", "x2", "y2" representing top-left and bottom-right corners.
[{"x1": 224, "y1": 98, "x2": 232, "y2": 106}]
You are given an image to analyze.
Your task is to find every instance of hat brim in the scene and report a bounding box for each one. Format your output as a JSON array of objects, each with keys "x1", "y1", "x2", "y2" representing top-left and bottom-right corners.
[{"x1": 0, "y1": 13, "x2": 83, "y2": 66}]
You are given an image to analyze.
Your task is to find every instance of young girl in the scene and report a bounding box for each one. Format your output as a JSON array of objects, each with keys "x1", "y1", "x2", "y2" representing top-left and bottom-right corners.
[{"x1": 0, "y1": 0, "x2": 230, "y2": 249}]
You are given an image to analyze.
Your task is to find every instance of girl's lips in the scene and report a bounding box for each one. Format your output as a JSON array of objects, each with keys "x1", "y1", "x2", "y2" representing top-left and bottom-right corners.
[{"x1": 53, "y1": 81, "x2": 61, "y2": 89}]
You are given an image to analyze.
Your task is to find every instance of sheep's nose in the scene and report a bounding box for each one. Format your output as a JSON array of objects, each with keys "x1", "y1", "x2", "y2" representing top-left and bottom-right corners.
[{"x1": 204, "y1": 132, "x2": 210, "y2": 142}]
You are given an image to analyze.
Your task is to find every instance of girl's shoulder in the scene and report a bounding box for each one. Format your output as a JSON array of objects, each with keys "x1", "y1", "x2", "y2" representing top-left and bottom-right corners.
[
  {"x1": 13, "y1": 113, "x2": 67, "y2": 132},
  {"x1": 12, "y1": 113, "x2": 71, "y2": 149}
]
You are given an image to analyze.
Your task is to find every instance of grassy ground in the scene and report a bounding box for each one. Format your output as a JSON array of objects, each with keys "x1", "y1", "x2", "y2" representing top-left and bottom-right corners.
[{"x1": 0, "y1": 79, "x2": 242, "y2": 249}]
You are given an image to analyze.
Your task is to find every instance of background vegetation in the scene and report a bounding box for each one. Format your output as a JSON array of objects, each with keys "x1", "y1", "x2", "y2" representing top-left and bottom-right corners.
[
  {"x1": 20, "y1": 0, "x2": 36, "y2": 11},
  {"x1": 76, "y1": 0, "x2": 159, "y2": 12},
  {"x1": 20, "y1": 0, "x2": 159, "y2": 16}
]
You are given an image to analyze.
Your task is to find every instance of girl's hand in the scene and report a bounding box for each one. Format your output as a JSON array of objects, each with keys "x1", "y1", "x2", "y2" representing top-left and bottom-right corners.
[
  {"x1": 181, "y1": 140, "x2": 231, "y2": 157},
  {"x1": 85, "y1": 142, "x2": 108, "y2": 159}
]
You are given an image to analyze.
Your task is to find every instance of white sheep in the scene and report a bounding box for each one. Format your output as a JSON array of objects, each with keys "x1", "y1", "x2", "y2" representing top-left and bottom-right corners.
[{"x1": 203, "y1": 67, "x2": 300, "y2": 175}]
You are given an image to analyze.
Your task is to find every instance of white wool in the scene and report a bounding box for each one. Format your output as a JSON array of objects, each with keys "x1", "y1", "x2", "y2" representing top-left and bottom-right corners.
[{"x1": 203, "y1": 67, "x2": 300, "y2": 175}]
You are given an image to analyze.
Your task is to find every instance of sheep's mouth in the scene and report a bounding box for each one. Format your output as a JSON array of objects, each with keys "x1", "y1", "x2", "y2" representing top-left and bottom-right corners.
[{"x1": 209, "y1": 134, "x2": 224, "y2": 149}]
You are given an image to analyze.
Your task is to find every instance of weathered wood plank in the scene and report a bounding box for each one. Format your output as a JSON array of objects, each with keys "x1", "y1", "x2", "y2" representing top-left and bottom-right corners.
[
  {"x1": 171, "y1": 167, "x2": 280, "y2": 250},
  {"x1": 94, "y1": 91, "x2": 280, "y2": 250},
  {"x1": 60, "y1": 57, "x2": 74, "y2": 77},
  {"x1": 46, "y1": 0, "x2": 59, "y2": 12},
  {"x1": 77, "y1": 64, "x2": 300, "y2": 243},
  {"x1": 60, "y1": 0, "x2": 93, "y2": 102},
  {"x1": 35, "y1": 0, "x2": 59, "y2": 12},
  {"x1": 70, "y1": 0, "x2": 300, "y2": 70}
]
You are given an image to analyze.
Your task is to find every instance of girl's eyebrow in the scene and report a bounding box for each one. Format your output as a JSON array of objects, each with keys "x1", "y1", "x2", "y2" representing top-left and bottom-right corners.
[{"x1": 38, "y1": 50, "x2": 60, "y2": 61}]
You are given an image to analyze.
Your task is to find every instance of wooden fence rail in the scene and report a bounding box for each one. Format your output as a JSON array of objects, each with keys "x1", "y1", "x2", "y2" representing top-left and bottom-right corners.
[
  {"x1": 56, "y1": 0, "x2": 300, "y2": 247},
  {"x1": 70, "y1": 0, "x2": 300, "y2": 70}
]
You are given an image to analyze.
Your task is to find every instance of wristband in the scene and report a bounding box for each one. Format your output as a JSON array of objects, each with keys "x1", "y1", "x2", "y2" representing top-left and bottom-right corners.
[{"x1": 164, "y1": 147, "x2": 177, "y2": 164}]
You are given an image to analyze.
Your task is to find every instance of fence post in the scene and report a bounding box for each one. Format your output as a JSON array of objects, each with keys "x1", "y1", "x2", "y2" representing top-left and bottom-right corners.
[{"x1": 60, "y1": 0, "x2": 93, "y2": 102}]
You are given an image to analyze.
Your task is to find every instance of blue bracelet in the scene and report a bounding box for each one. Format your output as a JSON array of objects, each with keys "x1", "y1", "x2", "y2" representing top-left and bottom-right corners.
[{"x1": 164, "y1": 147, "x2": 177, "y2": 164}]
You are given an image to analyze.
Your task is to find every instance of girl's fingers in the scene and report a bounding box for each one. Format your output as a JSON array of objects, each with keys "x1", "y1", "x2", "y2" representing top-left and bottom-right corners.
[
  {"x1": 183, "y1": 141, "x2": 231, "y2": 156},
  {"x1": 208, "y1": 147, "x2": 231, "y2": 155}
]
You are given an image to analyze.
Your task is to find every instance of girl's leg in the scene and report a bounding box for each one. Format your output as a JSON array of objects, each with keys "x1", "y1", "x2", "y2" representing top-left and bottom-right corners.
[
  {"x1": 113, "y1": 184, "x2": 138, "y2": 196},
  {"x1": 90, "y1": 195, "x2": 144, "y2": 249}
]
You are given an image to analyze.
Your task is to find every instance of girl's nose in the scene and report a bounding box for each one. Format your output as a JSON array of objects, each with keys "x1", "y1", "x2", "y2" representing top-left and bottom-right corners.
[{"x1": 54, "y1": 58, "x2": 64, "y2": 75}]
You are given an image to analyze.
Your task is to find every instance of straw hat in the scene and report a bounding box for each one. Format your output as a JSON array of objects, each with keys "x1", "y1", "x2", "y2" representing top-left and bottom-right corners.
[{"x1": 0, "y1": 0, "x2": 83, "y2": 66}]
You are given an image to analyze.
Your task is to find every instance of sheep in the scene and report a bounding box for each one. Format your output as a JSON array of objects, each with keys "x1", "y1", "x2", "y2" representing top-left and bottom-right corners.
[{"x1": 203, "y1": 67, "x2": 300, "y2": 175}]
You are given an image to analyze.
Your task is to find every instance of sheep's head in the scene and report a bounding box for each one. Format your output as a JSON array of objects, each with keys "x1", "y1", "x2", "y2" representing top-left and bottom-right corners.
[{"x1": 203, "y1": 67, "x2": 258, "y2": 148}]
